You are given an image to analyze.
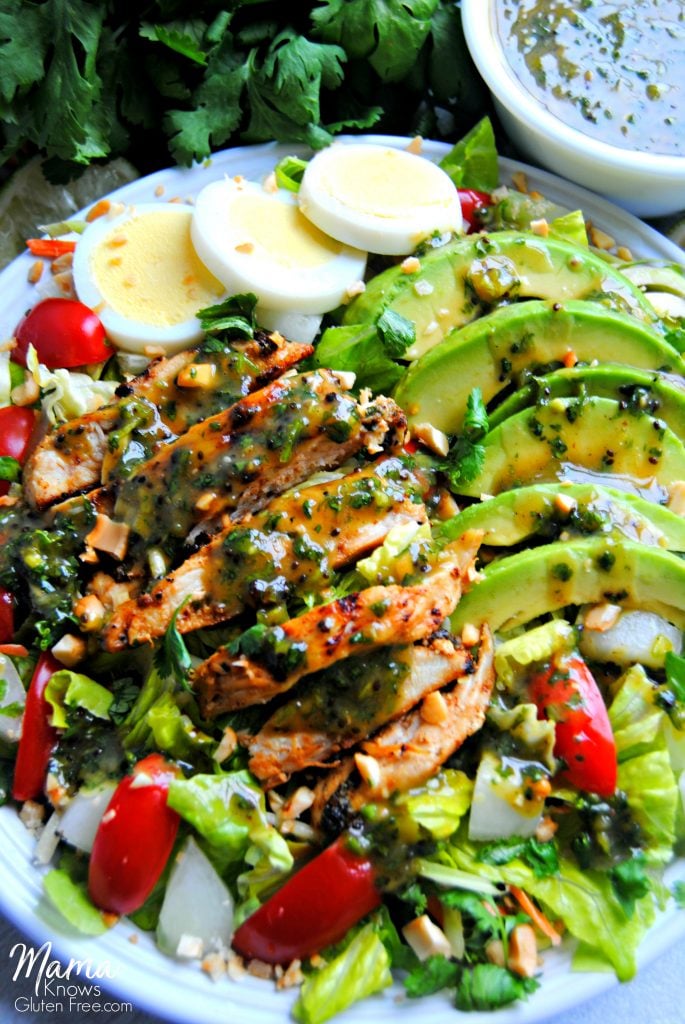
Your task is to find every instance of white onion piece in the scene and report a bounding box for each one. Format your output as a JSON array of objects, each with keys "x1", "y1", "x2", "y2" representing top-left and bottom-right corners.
[
  {"x1": 58, "y1": 782, "x2": 117, "y2": 853},
  {"x1": 157, "y1": 837, "x2": 234, "y2": 958},
  {"x1": 468, "y1": 751, "x2": 543, "y2": 841},
  {"x1": 0, "y1": 653, "x2": 26, "y2": 745},
  {"x1": 580, "y1": 609, "x2": 682, "y2": 669},
  {"x1": 257, "y1": 307, "x2": 323, "y2": 345},
  {"x1": 34, "y1": 811, "x2": 63, "y2": 865}
]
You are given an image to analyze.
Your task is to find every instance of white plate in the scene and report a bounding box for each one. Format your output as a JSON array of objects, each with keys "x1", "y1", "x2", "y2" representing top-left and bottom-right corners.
[{"x1": 1, "y1": 138, "x2": 684, "y2": 1024}]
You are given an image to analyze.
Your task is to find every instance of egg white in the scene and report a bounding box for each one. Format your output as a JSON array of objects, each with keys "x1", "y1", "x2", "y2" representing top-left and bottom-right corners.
[
  {"x1": 72, "y1": 203, "x2": 226, "y2": 355},
  {"x1": 298, "y1": 143, "x2": 463, "y2": 256},
  {"x1": 191, "y1": 178, "x2": 367, "y2": 315}
]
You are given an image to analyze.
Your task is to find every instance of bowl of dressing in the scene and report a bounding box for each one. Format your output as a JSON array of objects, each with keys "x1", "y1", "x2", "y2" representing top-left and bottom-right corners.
[{"x1": 461, "y1": 0, "x2": 685, "y2": 218}]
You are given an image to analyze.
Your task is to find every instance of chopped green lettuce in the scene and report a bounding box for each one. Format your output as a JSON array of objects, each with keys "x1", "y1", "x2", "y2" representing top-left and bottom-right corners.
[
  {"x1": 145, "y1": 692, "x2": 214, "y2": 761},
  {"x1": 455, "y1": 963, "x2": 538, "y2": 1011},
  {"x1": 487, "y1": 702, "x2": 557, "y2": 770},
  {"x1": 439, "y1": 116, "x2": 498, "y2": 192},
  {"x1": 395, "y1": 768, "x2": 472, "y2": 840},
  {"x1": 293, "y1": 922, "x2": 392, "y2": 1024},
  {"x1": 494, "y1": 620, "x2": 575, "y2": 688},
  {"x1": 618, "y1": 749, "x2": 678, "y2": 864},
  {"x1": 167, "y1": 770, "x2": 293, "y2": 901},
  {"x1": 356, "y1": 520, "x2": 432, "y2": 585},
  {"x1": 549, "y1": 210, "x2": 588, "y2": 247},
  {"x1": 275, "y1": 155, "x2": 308, "y2": 192},
  {"x1": 313, "y1": 323, "x2": 405, "y2": 394},
  {"x1": 45, "y1": 670, "x2": 113, "y2": 729},
  {"x1": 405, "y1": 954, "x2": 457, "y2": 998},
  {"x1": 43, "y1": 869, "x2": 110, "y2": 935},
  {"x1": 26, "y1": 344, "x2": 117, "y2": 424}
]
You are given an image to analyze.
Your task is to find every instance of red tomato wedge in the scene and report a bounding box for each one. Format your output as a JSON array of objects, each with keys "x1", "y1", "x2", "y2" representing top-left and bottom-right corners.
[
  {"x1": 88, "y1": 754, "x2": 180, "y2": 917},
  {"x1": 529, "y1": 653, "x2": 617, "y2": 797},
  {"x1": 458, "y1": 188, "x2": 492, "y2": 232},
  {"x1": 232, "y1": 836, "x2": 380, "y2": 964},
  {"x1": 13, "y1": 298, "x2": 110, "y2": 369},
  {"x1": 0, "y1": 589, "x2": 13, "y2": 644},
  {"x1": 0, "y1": 406, "x2": 37, "y2": 496},
  {"x1": 12, "y1": 652, "x2": 61, "y2": 802}
]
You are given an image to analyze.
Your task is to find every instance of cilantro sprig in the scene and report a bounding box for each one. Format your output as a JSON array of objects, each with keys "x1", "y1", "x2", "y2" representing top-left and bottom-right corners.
[{"x1": 440, "y1": 387, "x2": 489, "y2": 489}]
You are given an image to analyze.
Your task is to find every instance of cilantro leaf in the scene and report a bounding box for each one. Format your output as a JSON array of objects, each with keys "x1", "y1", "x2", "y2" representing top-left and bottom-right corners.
[
  {"x1": 455, "y1": 964, "x2": 539, "y2": 1012},
  {"x1": 610, "y1": 855, "x2": 651, "y2": 918},
  {"x1": 155, "y1": 605, "x2": 193, "y2": 691},
  {"x1": 477, "y1": 837, "x2": 560, "y2": 879},
  {"x1": 440, "y1": 387, "x2": 489, "y2": 490},
  {"x1": 398, "y1": 881, "x2": 428, "y2": 916},
  {"x1": 0, "y1": 0, "x2": 46, "y2": 105},
  {"x1": 139, "y1": 20, "x2": 209, "y2": 66},
  {"x1": 405, "y1": 955, "x2": 458, "y2": 998},
  {"x1": 197, "y1": 293, "x2": 258, "y2": 337},
  {"x1": 165, "y1": 36, "x2": 245, "y2": 165},
  {"x1": 311, "y1": 0, "x2": 438, "y2": 83},
  {"x1": 440, "y1": 116, "x2": 499, "y2": 192},
  {"x1": 244, "y1": 30, "x2": 346, "y2": 147},
  {"x1": 377, "y1": 309, "x2": 416, "y2": 359}
]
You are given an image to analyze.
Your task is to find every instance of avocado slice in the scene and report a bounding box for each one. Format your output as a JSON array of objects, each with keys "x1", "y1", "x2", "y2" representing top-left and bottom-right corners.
[
  {"x1": 456, "y1": 396, "x2": 685, "y2": 501},
  {"x1": 393, "y1": 300, "x2": 683, "y2": 435},
  {"x1": 620, "y1": 261, "x2": 685, "y2": 298},
  {"x1": 451, "y1": 538, "x2": 685, "y2": 633},
  {"x1": 343, "y1": 231, "x2": 656, "y2": 360},
  {"x1": 488, "y1": 364, "x2": 685, "y2": 437},
  {"x1": 437, "y1": 483, "x2": 685, "y2": 552}
]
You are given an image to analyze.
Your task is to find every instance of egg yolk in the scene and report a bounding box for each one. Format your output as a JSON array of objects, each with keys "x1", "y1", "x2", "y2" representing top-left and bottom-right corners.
[
  {"x1": 92, "y1": 209, "x2": 224, "y2": 326},
  {"x1": 228, "y1": 193, "x2": 343, "y2": 269},
  {"x1": 316, "y1": 148, "x2": 447, "y2": 217}
]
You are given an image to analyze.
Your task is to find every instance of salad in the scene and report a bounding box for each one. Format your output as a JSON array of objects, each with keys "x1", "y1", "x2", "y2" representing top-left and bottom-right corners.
[{"x1": 1, "y1": 121, "x2": 685, "y2": 1024}]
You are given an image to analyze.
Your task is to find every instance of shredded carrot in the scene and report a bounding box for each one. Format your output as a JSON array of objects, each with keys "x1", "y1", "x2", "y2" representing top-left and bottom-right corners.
[
  {"x1": 0, "y1": 643, "x2": 29, "y2": 657},
  {"x1": 563, "y1": 348, "x2": 578, "y2": 368},
  {"x1": 509, "y1": 886, "x2": 562, "y2": 946},
  {"x1": 26, "y1": 238, "x2": 77, "y2": 258}
]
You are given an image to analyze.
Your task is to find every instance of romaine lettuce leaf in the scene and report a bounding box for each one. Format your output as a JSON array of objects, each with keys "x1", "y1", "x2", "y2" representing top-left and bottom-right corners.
[
  {"x1": 43, "y1": 869, "x2": 110, "y2": 935},
  {"x1": 44, "y1": 669, "x2": 113, "y2": 729},
  {"x1": 494, "y1": 620, "x2": 574, "y2": 689},
  {"x1": 439, "y1": 116, "x2": 498, "y2": 192},
  {"x1": 395, "y1": 768, "x2": 472, "y2": 840},
  {"x1": 618, "y1": 749, "x2": 678, "y2": 865},
  {"x1": 293, "y1": 922, "x2": 392, "y2": 1024}
]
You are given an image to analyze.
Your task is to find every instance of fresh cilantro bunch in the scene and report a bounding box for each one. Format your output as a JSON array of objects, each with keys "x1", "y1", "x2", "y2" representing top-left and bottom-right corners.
[{"x1": 0, "y1": 0, "x2": 490, "y2": 181}]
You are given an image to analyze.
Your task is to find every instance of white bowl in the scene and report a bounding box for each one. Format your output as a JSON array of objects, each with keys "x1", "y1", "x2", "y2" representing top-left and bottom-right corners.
[{"x1": 461, "y1": 0, "x2": 685, "y2": 218}]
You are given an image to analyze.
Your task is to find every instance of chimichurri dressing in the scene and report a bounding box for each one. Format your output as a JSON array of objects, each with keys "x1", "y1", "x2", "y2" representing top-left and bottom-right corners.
[{"x1": 495, "y1": 0, "x2": 685, "y2": 156}]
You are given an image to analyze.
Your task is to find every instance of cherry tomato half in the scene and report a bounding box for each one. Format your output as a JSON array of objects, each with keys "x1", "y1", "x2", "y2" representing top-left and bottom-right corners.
[
  {"x1": 88, "y1": 754, "x2": 180, "y2": 916},
  {"x1": 0, "y1": 405, "x2": 37, "y2": 496},
  {"x1": 529, "y1": 653, "x2": 617, "y2": 798},
  {"x1": 12, "y1": 652, "x2": 61, "y2": 802},
  {"x1": 13, "y1": 298, "x2": 110, "y2": 369},
  {"x1": 0, "y1": 589, "x2": 13, "y2": 645},
  {"x1": 232, "y1": 836, "x2": 381, "y2": 964},
  {"x1": 458, "y1": 189, "x2": 493, "y2": 232}
]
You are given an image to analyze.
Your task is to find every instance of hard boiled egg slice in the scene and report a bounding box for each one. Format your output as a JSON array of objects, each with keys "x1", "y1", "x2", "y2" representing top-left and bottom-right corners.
[
  {"x1": 299, "y1": 144, "x2": 463, "y2": 256},
  {"x1": 191, "y1": 178, "x2": 367, "y2": 314},
  {"x1": 72, "y1": 203, "x2": 226, "y2": 355}
]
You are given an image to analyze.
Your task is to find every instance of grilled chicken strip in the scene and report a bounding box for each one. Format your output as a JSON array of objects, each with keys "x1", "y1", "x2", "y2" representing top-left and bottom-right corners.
[
  {"x1": 113, "y1": 370, "x2": 406, "y2": 557},
  {"x1": 311, "y1": 625, "x2": 494, "y2": 830},
  {"x1": 104, "y1": 456, "x2": 427, "y2": 651},
  {"x1": 194, "y1": 531, "x2": 481, "y2": 717},
  {"x1": 247, "y1": 635, "x2": 473, "y2": 789},
  {"x1": 23, "y1": 330, "x2": 312, "y2": 509}
]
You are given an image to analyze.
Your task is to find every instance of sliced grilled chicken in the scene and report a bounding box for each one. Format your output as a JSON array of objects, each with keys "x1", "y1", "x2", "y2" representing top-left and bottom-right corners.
[
  {"x1": 113, "y1": 370, "x2": 406, "y2": 557},
  {"x1": 104, "y1": 456, "x2": 427, "y2": 651},
  {"x1": 311, "y1": 625, "x2": 494, "y2": 831},
  {"x1": 247, "y1": 635, "x2": 473, "y2": 789},
  {"x1": 23, "y1": 331, "x2": 312, "y2": 509},
  {"x1": 194, "y1": 531, "x2": 481, "y2": 717}
]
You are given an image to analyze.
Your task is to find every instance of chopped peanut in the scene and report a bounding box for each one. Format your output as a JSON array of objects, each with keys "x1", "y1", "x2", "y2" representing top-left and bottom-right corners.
[
  {"x1": 354, "y1": 752, "x2": 381, "y2": 790},
  {"x1": 421, "y1": 690, "x2": 449, "y2": 725},
  {"x1": 401, "y1": 256, "x2": 421, "y2": 274},
  {"x1": 405, "y1": 135, "x2": 423, "y2": 155},
  {"x1": 508, "y1": 924, "x2": 538, "y2": 978},
  {"x1": 485, "y1": 939, "x2": 506, "y2": 968},
  {"x1": 86, "y1": 199, "x2": 111, "y2": 222},
  {"x1": 412, "y1": 421, "x2": 449, "y2": 457},
  {"x1": 51, "y1": 633, "x2": 87, "y2": 667},
  {"x1": 511, "y1": 171, "x2": 529, "y2": 193},
  {"x1": 403, "y1": 916, "x2": 452, "y2": 961},
  {"x1": 588, "y1": 225, "x2": 616, "y2": 250},
  {"x1": 583, "y1": 602, "x2": 622, "y2": 632},
  {"x1": 84, "y1": 514, "x2": 130, "y2": 561},
  {"x1": 74, "y1": 594, "x2": 106, "y2": 632},
  {"x1": 668, "y1": 480, "x2": 685, "y2": 516},
  {"x1": 530, "y1": 218, "x2": 550, "y2": 237},
  {"x1": 461, "y1": 622, "x2": 480, "y2": 647},
  {"x1": 554, "y1": 492, "x2": 577, "y2": 516},
  {"x1": 28, "y1": 259, "x2": 44, "y2": 284},
  {"x1": 616, "y1": 246, "x2": 633, "y2": 262}
]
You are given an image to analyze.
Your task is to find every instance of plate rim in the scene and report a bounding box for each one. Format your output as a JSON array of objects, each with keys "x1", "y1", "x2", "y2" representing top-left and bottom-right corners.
[{"x1": 1, "y1": 135, "x2": 684, "y2": 1024}]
